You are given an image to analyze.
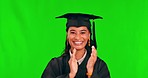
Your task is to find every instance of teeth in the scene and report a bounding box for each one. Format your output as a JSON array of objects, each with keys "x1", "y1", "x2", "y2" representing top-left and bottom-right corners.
[{"x1": 74, "y1": 42, "x2": 82, "y2": 44}]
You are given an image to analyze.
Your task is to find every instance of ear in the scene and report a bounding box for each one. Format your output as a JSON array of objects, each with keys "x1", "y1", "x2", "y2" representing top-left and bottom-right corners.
[
  {"x1": 66, "y1": 32, "x2": 67, "y2": 36},
  {"x1": 88, "y1": 33, "x2": 90, "y2": 38}
]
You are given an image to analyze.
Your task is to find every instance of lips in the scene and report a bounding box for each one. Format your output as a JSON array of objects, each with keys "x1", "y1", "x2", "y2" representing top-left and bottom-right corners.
[{"x1": 74, "y1": 41, "x2": 83, "y2": 45}]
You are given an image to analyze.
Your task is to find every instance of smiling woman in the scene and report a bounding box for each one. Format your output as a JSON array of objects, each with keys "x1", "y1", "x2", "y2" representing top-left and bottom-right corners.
[
  {"x1": 67, "y1": 26, "x2": 90, "y2": 50},
  {"x1": 41, "y1": 13, "x2": 110, "y2": 78}
]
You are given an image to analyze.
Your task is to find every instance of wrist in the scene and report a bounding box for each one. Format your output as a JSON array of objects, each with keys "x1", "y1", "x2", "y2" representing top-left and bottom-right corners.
[
  {"x1": 86, "y1": 72, "x2": 92, "y2": 78},
  {"x1": 87, "y1": 68, "x2": 93, "y2": 77},
  {"x1": 69, "y1": 73, "x2": 75, "y2": 78},
  {"x1": 87, "y1": 68, "x2": 93, "y2": 73}
]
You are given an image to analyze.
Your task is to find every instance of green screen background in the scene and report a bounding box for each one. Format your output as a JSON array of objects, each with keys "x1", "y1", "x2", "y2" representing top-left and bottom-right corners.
[{"x1": 0, "y1": 0, "x2": 148, "y2": 78}]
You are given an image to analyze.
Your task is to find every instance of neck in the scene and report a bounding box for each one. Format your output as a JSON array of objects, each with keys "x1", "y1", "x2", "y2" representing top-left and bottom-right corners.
[{"x1": 71, "y1": 48, "x2": 86, "y2": 60}]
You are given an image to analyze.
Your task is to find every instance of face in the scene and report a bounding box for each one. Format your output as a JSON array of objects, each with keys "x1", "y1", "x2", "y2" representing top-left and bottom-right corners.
[{"x1": 67, "y1": 26, "x2": 90, "y2": 50}]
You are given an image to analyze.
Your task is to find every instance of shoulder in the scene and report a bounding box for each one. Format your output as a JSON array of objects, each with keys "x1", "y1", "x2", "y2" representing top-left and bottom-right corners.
[
  {"x1": 96, "y1": 57, "x2": 107, "y2": 64},
  {"x1": 48, "y1": 54, "x2": 69, "y2": 66},
  {"x1": 49, "y1": 56, "x2": 63, "y2": 65},
  {"x1": 44, "y1": 56, "x2": 65, "y2": 72},
  {"x1": 95, "y1": 57, "x2": 109, "y2": 70}
]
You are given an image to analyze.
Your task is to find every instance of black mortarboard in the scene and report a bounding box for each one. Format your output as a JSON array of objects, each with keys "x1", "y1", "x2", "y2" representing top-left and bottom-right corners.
[{"x1": 56, "y1": 13, "x2": 103, "y2": 49}]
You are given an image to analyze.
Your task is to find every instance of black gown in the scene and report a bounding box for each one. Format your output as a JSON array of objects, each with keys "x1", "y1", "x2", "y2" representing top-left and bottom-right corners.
[{"x1": 41, "y1": 53, "x2": 110, "y2": 78}]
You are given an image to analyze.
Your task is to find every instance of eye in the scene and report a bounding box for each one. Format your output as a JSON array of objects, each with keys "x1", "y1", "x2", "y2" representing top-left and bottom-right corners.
[
  {"x1": 70, "y1": 31, "x2": 76, "y2": 34},
  {"x1": 80, "y1": 31, "x2": 86, "y2": 34}
]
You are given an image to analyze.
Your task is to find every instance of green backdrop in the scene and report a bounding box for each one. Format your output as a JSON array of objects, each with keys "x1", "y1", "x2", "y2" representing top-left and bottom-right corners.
[{"x1": 0, "y1": 0, "x2": 148, "y2": 78}]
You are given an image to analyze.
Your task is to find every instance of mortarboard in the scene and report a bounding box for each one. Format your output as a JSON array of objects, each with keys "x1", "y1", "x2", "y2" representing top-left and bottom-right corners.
[{"x1": 56, "y1": 13, "x2": 103, "y2": 49}]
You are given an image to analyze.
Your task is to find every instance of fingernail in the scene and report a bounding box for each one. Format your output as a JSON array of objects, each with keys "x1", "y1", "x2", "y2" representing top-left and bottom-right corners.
[{"x1": 92, "y1": 46, "x2": 95, "y2": 48}]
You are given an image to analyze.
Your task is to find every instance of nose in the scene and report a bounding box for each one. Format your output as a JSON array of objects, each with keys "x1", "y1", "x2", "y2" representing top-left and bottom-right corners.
[{"x1": 75, "y1": 33, "x2": 81, "y2": 40}]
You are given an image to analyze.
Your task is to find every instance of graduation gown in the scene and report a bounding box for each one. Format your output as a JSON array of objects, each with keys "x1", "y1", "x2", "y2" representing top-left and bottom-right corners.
[{"x1": 41, "y1": 53, "x2": 110, "y2": 78}]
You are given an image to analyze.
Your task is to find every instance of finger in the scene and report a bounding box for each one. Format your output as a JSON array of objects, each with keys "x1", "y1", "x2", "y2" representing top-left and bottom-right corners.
[
  {"x1": 91, "y1": 46, "x2": 97, "y2": 56},
  {"x1": 91, "y1": 46, "x2": 95, "y2": 55},
  {"x1": 93, "y1": 46, "x2": 97, "y2": 53},
  {"x1": 72, "y1": 48, "x2": 76, "y2": 59},
  {"x1": 91, "y1": 46, "x2": 95, "y2": 52}
]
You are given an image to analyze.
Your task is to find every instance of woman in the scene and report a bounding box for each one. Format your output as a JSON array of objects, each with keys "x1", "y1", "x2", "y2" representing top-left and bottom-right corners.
[{"x1": 41, "y1": 13, "x2": 110, "y2": 78}]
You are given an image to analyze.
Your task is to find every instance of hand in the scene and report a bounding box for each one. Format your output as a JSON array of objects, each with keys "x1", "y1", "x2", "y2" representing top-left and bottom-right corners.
[
  {"x1": 86, "y1": 46, "x2": 97, "y2": 74},
  {"x1": 68, "y1": 48, "x2": 78, "y2": 78}
]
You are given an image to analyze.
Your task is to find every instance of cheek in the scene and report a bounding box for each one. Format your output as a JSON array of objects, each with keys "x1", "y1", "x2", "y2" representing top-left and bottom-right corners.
[
  {"x1": 82, "y1": 35, "x2": 89, "y2": 40},
  {"x1": 67, "y1": 35, "x2": 74, "y2": 42}
]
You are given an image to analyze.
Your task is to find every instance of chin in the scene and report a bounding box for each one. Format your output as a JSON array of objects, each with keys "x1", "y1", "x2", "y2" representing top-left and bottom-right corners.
[{"x1": 72, "y1": 46, "x2": 85, "y2": 50}]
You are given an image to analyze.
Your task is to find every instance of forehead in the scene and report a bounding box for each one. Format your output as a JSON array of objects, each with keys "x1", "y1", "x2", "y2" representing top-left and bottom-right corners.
[{"x1": 68, "y1": 26, "x2": 89, "y2": 31}]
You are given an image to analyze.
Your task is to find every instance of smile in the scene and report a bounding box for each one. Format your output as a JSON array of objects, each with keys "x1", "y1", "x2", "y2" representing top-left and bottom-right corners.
[{"x1": 74, "y1": 41, "x2": 83, "y2": 45}]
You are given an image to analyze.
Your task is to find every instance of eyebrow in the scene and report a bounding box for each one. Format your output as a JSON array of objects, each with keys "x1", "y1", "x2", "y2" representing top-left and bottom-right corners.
[
  {"x1": 69, "y1": 29, "x2": 87, "y2": 32},
  {"x1": 70, "y1": 30, "x2": 75, "y2": 31},
  {"x1": 81, "y1": 30, "x2": 87, "y2": 31}
]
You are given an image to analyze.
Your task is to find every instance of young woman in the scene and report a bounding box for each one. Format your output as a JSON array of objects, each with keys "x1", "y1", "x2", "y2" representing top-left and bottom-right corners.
[{"x1": 41, "y1": 13, "x2": 110, "y2": 78}]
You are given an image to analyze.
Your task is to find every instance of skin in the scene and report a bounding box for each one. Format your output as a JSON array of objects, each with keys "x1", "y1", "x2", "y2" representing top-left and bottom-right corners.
[{"x1": 67, "y1": 26, "x2": 97, "y2": 78}]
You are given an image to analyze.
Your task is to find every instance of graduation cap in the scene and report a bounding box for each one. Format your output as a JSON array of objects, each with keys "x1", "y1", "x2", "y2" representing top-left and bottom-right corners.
[{"x1": 56, "y1": 13, "x2": 103, "y2": 49}]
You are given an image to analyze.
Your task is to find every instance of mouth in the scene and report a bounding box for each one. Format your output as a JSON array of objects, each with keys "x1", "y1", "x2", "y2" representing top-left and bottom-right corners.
[{"x1": 73, "y1": 41, "x2": 83, "y2": 45}]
